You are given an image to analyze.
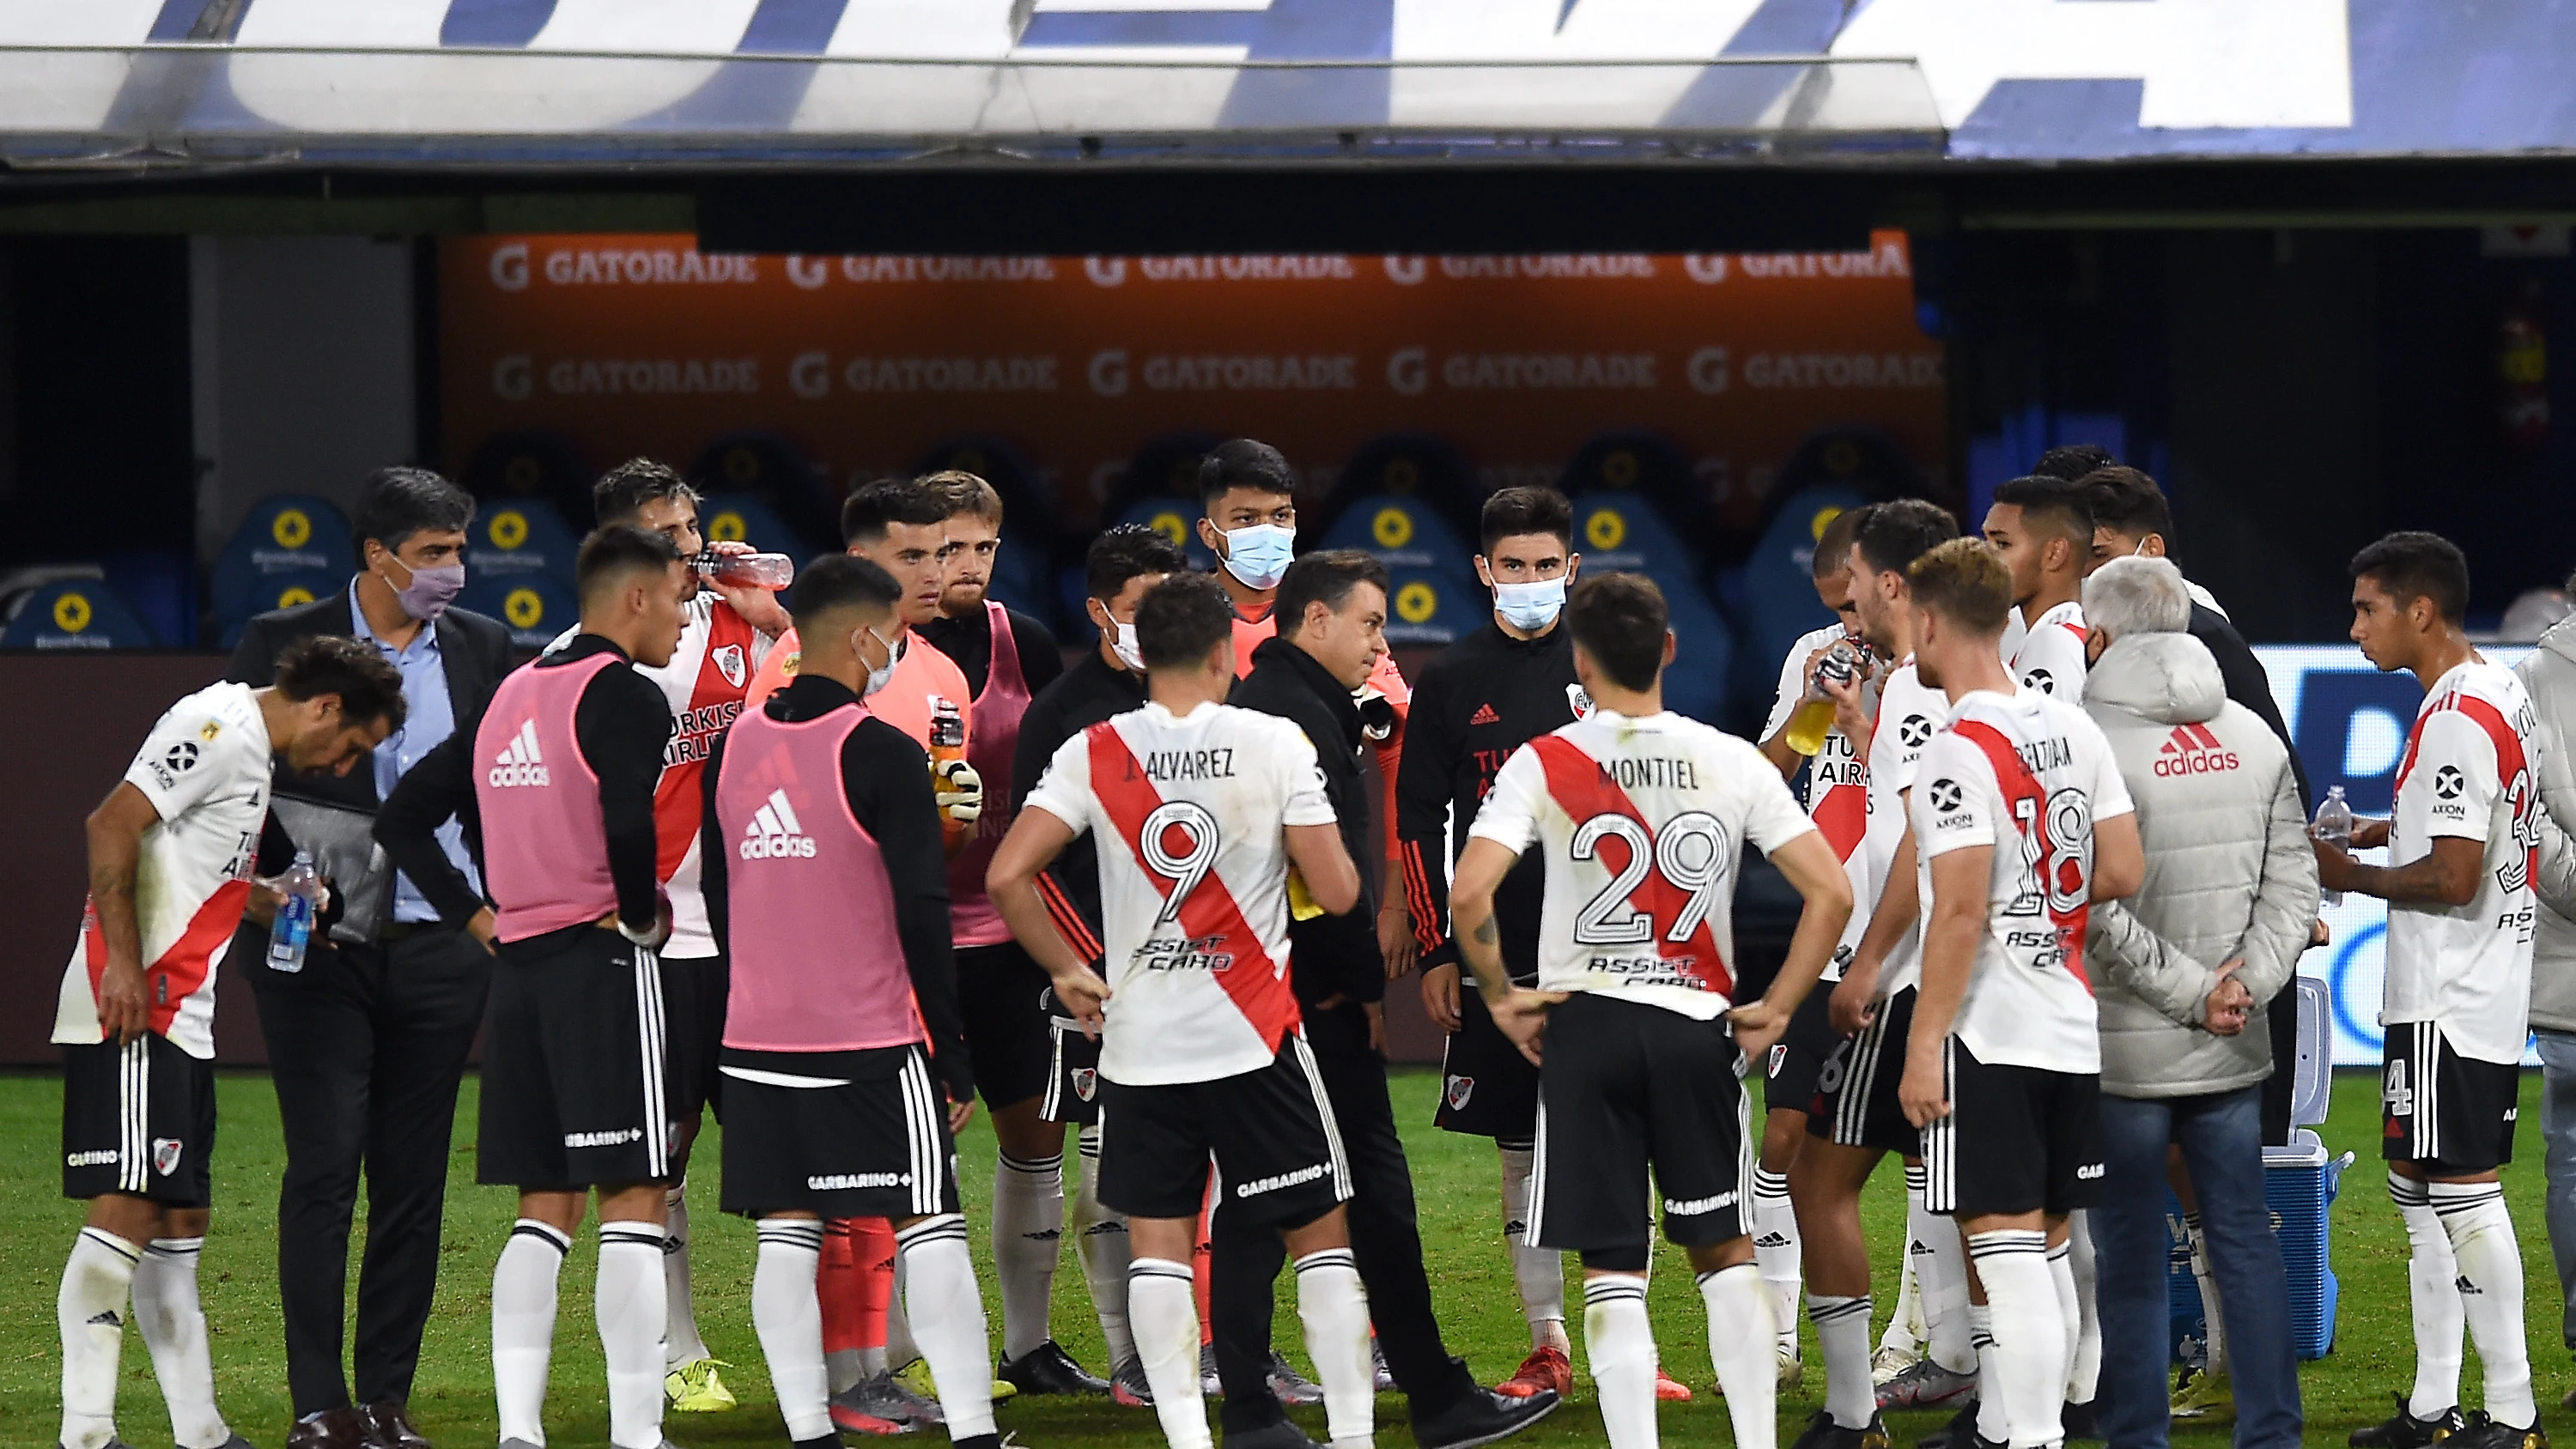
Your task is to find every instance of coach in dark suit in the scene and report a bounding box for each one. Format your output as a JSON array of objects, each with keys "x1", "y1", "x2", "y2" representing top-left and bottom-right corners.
[{"x1": 226, "y1": 468, "x2": 513, "y2": 1449}]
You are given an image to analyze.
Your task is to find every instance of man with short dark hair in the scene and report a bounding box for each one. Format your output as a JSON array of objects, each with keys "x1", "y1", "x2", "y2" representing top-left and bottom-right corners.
[
  {"x1": 2318, "y1": 532, "x2": 2551, "y2": 1449},
  {"x1": 1221, "y1": 549, "x2": 1559, "y2": 1449},
  {"x1": 990, "y1": 571, "x2": 1380, "y2": 1449},
  {"x1": 2028, "y1": 444, "x2": 2117, "y2": 483},
  {"x1": 225, "y1": 465, "x2": 513, "y2": 1449},
  {"x1": 57, "y1": 635, "x2": 404, "y2": 1449},
  {"x1": 1984, "y1": 476, "x2": 2093, "y2": 700},
  {"x1": 1449, "y1": 571, "x2": 1856, "y2": 1449}
]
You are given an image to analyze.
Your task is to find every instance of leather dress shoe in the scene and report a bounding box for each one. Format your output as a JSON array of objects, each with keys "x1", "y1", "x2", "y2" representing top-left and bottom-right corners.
[
  {"x1": 363, "y1": 1402, "x2": 433, "y2": 1449},
  {"x1": 285, "y1": 1408, "x2": 385, "y2": 1449}
]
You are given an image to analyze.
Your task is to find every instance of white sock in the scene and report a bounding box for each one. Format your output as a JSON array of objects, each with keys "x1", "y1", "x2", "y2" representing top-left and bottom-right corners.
[
  {"x1": 2391, "y1": 1172, "x2": 2464, "y2": 1418},
  {"x1": 898, "y1": 1215, "x2": 999, "y2": 1439},
  {"x1": 885, "y1": 1271, "x2": 921, "y2": 1371},
  {"x1": 1881, "y1": 1171, "x2": 1926, "y2": 1356},
  {"x1": 495, "y1": 1220, "x2": 569, "y2": 1447},
  {"x1": 2183, "y1": 1215, "x2": 2226, "y2": 1375},
  {"x1": 755, "y1": 1219, "x2": 831, "y2": 1440},
  {"x1": 1293, "y1": 1248, "x2": 1376, "y2": 1446},
  {"x1": 133, "y1": 1237, "x2": 229, "y2": 1449},
  {"x1": 1808, "y1": 1292, "x2": 1877, "y2": 1429},
  {"x1": 1970, "y1": 1230, "x2": 2064, "y2": 1449},
  {"x1": 2046, "y1": 1240, "x2": 2082, "y2": 1409},
  {"x1": 1131, "y1": 1258, "x2": 1212, "y2": 1449},
  {"x1": 1501, "y1": 1142, "x2": 1565, "y2": 1343},
  {"x1": 1700, "y1": 1265, "x2": 1776, "y2": 1449},
  {"x1": 59, "y1": 1227, "x2": 139, "y2": 1449},
  {"x1": 2064, "y1": 1213, "x2": 2099, "y2": 1404},
  {"x1": 1969, "y1": 1302, "x2": 2007, "y2": 1446},
  {"x1": 1073, "y1": 1129, "x2": 1136, "y2": 1367},
  {"x1": 994, "y1": 1152, "x2": 1066, "y2": 1361},
  {"x1": 665, "y1": 1185, "x2": 709, "y2": 1370},
  {"x1": 2433, "y1": 1180, "x2": 2537, "y2": 1428},
  {"x1": 1918, "y1": 1191, "x2": 1975, "y2": 1375},
  {"x1": 1751, "y1": 1167, "x2": 1801, "y2": 1360},
  {"x1": 598, "y1": 1222, "x2": 670, "y2": 1449},
  {"x1": 1584, "y1": 1275, "x2": 1658, "y2": 1449}
]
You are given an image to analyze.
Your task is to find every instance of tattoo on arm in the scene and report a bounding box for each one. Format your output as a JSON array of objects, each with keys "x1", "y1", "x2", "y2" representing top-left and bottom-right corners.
[{"x1": 1473, "y1": 918, "x2": 1498, "y2": 944}]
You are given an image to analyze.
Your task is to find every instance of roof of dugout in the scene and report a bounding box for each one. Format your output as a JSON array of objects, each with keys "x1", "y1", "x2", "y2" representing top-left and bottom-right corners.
[{"x1": 0, "y1": 0, "x2": 2561, "y2": 172}]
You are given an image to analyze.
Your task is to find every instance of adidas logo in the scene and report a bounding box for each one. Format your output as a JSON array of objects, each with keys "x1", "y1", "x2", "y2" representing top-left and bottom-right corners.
[
  {"x1": 2458, "y1": 1274, "x2": 2483, "y2": 1296},
  {"x1": 88, "y1": 1309, "x2": 121, "y2": 1326},
  {"x1": 739, "y1": 788, "x2": 818, "y2": 859},
  {"x1": 1469, "y1": 703, "x2": 1502, "y2": 726},
  {"x1": 488, "y1": 720, "x2": 550, "y2": 787},
  {"x1": 2153, "y1": 723, "x2": 2239, "y2": 778},
  {"x1": 1753, "y1": 1232, "x2": 1792, "y2": 1249}
]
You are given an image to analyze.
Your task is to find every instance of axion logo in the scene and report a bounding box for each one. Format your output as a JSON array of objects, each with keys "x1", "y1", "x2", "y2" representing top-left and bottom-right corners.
[
  {"x1": 2021, "y1": 666, "x2": 2057, "y2": 696},
  {"x1": 1927, "y1": 778, "x2": 1964, "y2": 813},
  {"x1": 740, "y1": 789, "x2": 818, "y2": 859},
  {"x1": 1899, "y1": 715, "x2": 1935, "y2": 749},
  {"x1": 2154, "y1": 723, "x2": 2239, "y2": 777},
  {"x1": 489, "y1": 721, "x2": 549, "y2": 787},
  {"x1": 2433, "y1": 765, "x2": 2466, "y2": 800}
]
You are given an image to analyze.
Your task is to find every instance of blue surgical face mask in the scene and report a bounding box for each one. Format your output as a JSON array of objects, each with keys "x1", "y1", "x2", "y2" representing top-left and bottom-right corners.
[
  {"x1": 1493, "y1": 576, "x2": 1566, "y2": 632},
  {"x1": 855, "y1": 627, "x2": 900, "y2": 697},
  {"x1": 1218, "y1": 524, "x2": 1296, "y2": 591}
]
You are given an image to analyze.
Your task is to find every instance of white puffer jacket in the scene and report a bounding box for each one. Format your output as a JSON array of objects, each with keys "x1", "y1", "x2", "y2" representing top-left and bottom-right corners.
[
  {"x1": 2519, "y1": 618, "x2": 2576, "y2": 1033},
  {"x1": 2081, "y1": 633, "x2": 2318, "y2": 1099}
]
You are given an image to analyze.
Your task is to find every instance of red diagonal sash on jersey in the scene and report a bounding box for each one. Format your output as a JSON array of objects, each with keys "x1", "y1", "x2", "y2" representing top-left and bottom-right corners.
[
  {"x1": 1949, "y1": 718, "x2": 2091, "y2": 992},
  {"x1": 2397, "y1": 690, "x2": 2537, "y2": 888},
  {"x1": 84, "y1": 876, "x2": 253, "y2": 1038},
  {"x1": 1084, "y1": 722, "x2": 1299, "y2": 1053},
  {"x1": 653, "y1": 601, "x2": 761, "y2": 881},
  {"x1": 1814, "y1": 781, "x2": 1867, "y2": 863},
  {"x1": 1528, "y1": 734, "x2": 1732, "y2": 997}
]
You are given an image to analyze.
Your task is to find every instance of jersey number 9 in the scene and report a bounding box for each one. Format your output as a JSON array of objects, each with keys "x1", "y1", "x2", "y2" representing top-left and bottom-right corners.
[{"x1": 1140, "y1": 799, "x2": 1221, "y2": 927}]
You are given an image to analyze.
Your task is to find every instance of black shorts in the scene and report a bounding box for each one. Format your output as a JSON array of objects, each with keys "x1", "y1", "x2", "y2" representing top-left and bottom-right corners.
[
  {"x1": 718, "y1": 1047, "x2": 961, "y2": 1219},
  {"x1": 1921, "y1": 1038, "x2": 2101, "y2": 1219},
  {"x1": 958, "y1": 942, "x2": 1057, "y2": 1112},
  {"x1": 1764, "y1": 981, "x2": 1844, "y2": 1119},
  {"x1": 2382, "y1": 1022, "x2": 2520, "y2": 1173},
  {"x1": 1097, "y1": 1033, "x2": 1351, "y2": 1229},
  {"x1": 1808, "y1": 986, "x2": 1921, "y2": 1155},
  {"x1": 1528, "y1": 993, "x2": 1752, "y2": 1258},
  {"x1": 1437, "y1": 985, "x2": 1542, "y2": 1143},
  {"x1": 479, "y1": 931, "x2": 672, "y2": 1191},
  {"x1": 661, "y1": 950, "x2": 728, "y2": 1126},
  {"x1": 62, "y1": 1035, "x2": 215, "y2": 1207}
]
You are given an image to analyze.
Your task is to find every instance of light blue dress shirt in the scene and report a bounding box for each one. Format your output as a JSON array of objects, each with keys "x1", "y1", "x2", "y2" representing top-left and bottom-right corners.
[{"x1": 347, "y1": 580, "x2": 482, "y2": 923}]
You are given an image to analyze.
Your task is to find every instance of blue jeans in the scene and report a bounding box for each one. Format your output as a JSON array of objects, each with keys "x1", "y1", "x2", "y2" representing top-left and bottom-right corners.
[
  {"x1": 2531, "y1": 1028, "x2": 2576, "y2": 1353},
  {"x1": 2092, "y1": 1086, "x2": 2303, "y2": 1449}
]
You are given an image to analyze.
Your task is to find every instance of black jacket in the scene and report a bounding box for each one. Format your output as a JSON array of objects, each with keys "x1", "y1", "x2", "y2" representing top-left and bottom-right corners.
[
  {"x1": 2190, "y1": 602, "x2": 2311, "y2": 809},
  {"x1": 1010, "y1": 646, "x2": 1148, "y2": 964},
  {"x1": 226, "y1": 585, "x2": 513, "y2": 813},
  {"x1": 1231, "y1": 634, "x2": 1382, "y2": 1009}
]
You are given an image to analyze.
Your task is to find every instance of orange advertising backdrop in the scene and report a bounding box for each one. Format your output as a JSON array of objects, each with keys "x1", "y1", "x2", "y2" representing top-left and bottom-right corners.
[{"x1": 438, "y1": 233, "x2": 1943, "y2": 531}]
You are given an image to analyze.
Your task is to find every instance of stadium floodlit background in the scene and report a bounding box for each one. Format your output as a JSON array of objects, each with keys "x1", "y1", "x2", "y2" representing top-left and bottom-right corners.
[{"x1": 11, "y1": 1, "x2": 2576, "y2": 1067}]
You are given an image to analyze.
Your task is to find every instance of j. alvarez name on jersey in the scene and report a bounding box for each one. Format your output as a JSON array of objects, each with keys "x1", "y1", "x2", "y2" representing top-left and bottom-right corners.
[{"x1": 1139, "y1": 748, "x2": 1237, "y2": 782}]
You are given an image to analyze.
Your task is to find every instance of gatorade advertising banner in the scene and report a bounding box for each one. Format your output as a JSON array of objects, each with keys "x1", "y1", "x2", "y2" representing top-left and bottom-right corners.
[{"x1": 438, "y1": 233, "x2": 1945, "y2": 530}]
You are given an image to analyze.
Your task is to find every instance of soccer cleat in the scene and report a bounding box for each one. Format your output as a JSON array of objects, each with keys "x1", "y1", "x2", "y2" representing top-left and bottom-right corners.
[
  {"x1": 1111, "y1": 1357, "x2": 1155, "y2": 1407},
  {"x1": 1267, "y1": 1349, "x2": 1325, "y2": 1406},
  {"x1": 1223, "y1": 1420, "x2": 1323, "y2": 1449},
  {"x1": 894, "y1": 1360, "x2": 972, "y2": 1415},
  {"x1": 216, "y1": 1439, "x2": 259, "y2": 1449},
  {"x1": 999, "y1": 1340, "x2": 1110, "y2": 1396},
  {"x1": 666, "y1": 1356, "x2": 738, "y2": 1412},
  {"x1": 1201, "y1": 1344, "x2": 1224, "y2": 1398},
  {"x1": 2350, "y1": 1394, "x2": 2466, "y2": 1447},
  {"x1": 1913, "y1": 1399, "x2": 1981, "y2": 1449},
  {"x1": 1375, "y1": 1340, "x2": 1399, "y2": 1393},
  {"x1": 830, "y1": 1373, "x2": 921, "y2": 1436},
  {"x1": 2063, "y1": 1399, "x2": 2102, "y2": 1442},
  {"x1": 1871, "y1": 1344, "x2": 1922, "y2": 1386},
  {"x1": 1495, "y1": 1346, "x2": 1571, "y2": 1399},
  {"x1": 1789, "y1": 1409, "x2": 1893, "y2": 1449},
  {"x1": 1413, "y1": 1386, "x2": 1560, "y2": 1449},
  {"x1": 1876, "y1": 1357, "x2": 1976, "y2": 1411},
  {"x1": 1779, "y1": 1349, "x2": 1806, "y2": 1392},
  {"x1": 1653, "y1": 1366, "x2": 1692, "y2": 1402},
  {"x1": 2450, "y1": 1412, "x2": 2549, "y2": 1449},
  {"x1": 2170, "y1": 1363, "x2": 2234, "y2": 1422}
]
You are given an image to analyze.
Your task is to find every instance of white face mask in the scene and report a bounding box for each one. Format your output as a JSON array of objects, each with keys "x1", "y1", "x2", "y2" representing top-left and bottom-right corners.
[
  {"x1": 1111, "y1": 620, "x2": 1146, "y2": 673},
  {"x1": 854, "y1": 626, "x2": 900, "y2": 697}
]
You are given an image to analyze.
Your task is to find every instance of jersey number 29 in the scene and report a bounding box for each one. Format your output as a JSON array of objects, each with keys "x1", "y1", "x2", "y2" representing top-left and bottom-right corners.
[{"x1": 1569, "y1": 809, "x2": 1728, "y2": 946}]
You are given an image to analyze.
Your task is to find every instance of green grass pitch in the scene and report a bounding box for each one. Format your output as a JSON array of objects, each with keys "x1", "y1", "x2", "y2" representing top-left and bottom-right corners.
[{"x1": 0, "y1": 1068, "x2": 2559, "y2": 1446}]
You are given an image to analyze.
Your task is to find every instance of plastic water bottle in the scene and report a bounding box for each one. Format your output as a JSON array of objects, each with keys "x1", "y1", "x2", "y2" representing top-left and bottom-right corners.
[
  {"x1": 696, "y1": 549, "x2": 795, "y2": 590},
  {"x1": 2313, "y1": 785, "x2": 2353, "y2": 906},
  {"x1": 266, "y1": 850, "x2": 323, "y2": 973}
]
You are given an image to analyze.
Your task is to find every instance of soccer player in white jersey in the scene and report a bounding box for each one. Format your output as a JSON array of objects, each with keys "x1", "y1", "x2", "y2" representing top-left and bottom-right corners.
[
  {"x1": 571, "y1": 459, "x2": 788, "y2": 1413},
  {"x1": 1896, "y1": 538, "x2": 2143, "y2": 1449},
  {"x1": 54, "y1": 638, "x2": 404, "y2": 1449},
  {"x1": 988, "y1": 571, "x2": 1379, "y2": 1449},
  {"x1": 1448, "y1": 573, "x2": 1856, "y2": 1449},
  {"x1": 1793, "y1": 500, "x2": 1978, "y2": 1447},
  {"x1": 2316, "y1": 533, "x2": 2552, "y2": 1449},
  {"x1": 1984, "y1": 477, "x2": 2092, "y2": 702},
  {"x1": 1748, "y1": 505, "x2": 1875, "y2": 1384}
]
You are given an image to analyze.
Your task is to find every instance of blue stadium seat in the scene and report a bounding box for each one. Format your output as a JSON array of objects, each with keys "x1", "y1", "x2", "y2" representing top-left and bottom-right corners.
[
  {"x1": 1316, "y1": 494, "x2": 1479, "y2": 593},
  {"x1": 1107, "y1": 496, "x2": 1216, "y2": 572},
  {"x1": 1331, "y1": 433, "x2": 1482, "y2": 549},
  {"x1": 1564, "y1": 494, "x2": 1734, "y2": 724},
  {"x1": 4, "y1": 579, "x2": 161, "y2": 650},
  {"x1": 216, "y1": 568, "x2": 349, "y2": 650},
  {"x1": 1734, "y1": 486, "x2": 1874, "y2": 721},
  {"x1": 1659, "y1": 585, "x2": 1736, "y2": 727},
  {"x1": 465, "y1": 498, "x2": 580, "y2": 599},
  {"x1": 213, "y1": 495, "x2": 355, "y2": 640},
  {"x1": 988, "y1": 537, "x2": 1058, "y2": 627},
  {"x1": 459, "y1": 572, "x2": 579, "y2": 651},
  {"x1": 1382, "y1": 567, "x2": 1478, "y2": 648},
  {"x1": 1569, "y1": 493, "x2": 1701, "y2": 580},
  {"x1": 697, "y1": 494, "x2": 817, "y2": 565},
  {"x1": 460, "y1": 427, "x2": 596, "y2": 535},
  {"x1": 688, "y1": 432, "x2": 836, "y2": 555}
]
